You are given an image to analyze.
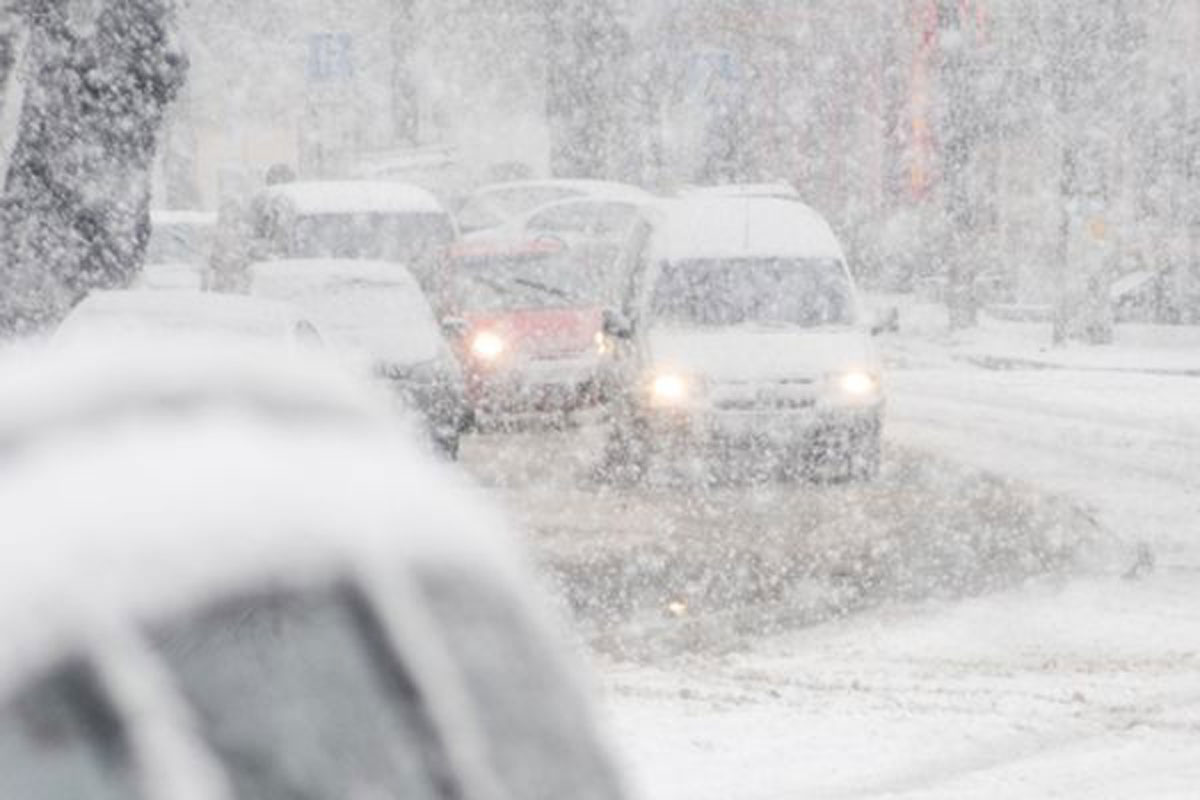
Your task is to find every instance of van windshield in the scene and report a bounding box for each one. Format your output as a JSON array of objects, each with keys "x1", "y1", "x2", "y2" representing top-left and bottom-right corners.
[{"x1": 651, "y1": 258, "x2": 855, "y2": 328}]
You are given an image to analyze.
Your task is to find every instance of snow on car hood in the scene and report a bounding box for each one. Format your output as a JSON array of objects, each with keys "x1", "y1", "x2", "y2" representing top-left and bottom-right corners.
[{"x1": 647, "y1": 325, "x2": 878, "y2": 383}]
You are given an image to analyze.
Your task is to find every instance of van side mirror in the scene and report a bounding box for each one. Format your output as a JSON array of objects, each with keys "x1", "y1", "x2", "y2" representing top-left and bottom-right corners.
[
  {"x1": 602, "y1": 309, "x2": 634, "y2": 340},
  {"x1": 870, "y1": 307, "x2": 900, "y2": 337}
]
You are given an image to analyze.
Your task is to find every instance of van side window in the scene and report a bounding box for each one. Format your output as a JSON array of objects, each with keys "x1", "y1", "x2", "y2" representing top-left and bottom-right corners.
[{"x1": 618, "y1": 222, "x2": 652, "y2": 319}]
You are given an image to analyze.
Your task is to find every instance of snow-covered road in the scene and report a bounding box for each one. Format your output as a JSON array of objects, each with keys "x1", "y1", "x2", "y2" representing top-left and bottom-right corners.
[{"x1": 597, "y1": 342, "x2": 1200, "y2": 799}]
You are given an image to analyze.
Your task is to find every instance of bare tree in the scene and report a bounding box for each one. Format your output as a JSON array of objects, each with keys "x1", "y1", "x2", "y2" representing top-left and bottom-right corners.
[{"x1": 0, "y1": 0, "x2": 186, "y2": 336}]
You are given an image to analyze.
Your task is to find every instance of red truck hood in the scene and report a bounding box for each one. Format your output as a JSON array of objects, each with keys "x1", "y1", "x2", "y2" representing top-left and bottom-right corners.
[{"x1": 466, "y1": 307, "x2": 602, "y2": 360}]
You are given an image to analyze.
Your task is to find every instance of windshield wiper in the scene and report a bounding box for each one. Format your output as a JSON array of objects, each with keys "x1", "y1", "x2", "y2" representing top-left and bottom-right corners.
[
  {"x1": 511, "y1": 277, "x2": 574, "y2": 302},
  {"x1": 468, "y1": 273, "x2": 511, "y2": 296}
]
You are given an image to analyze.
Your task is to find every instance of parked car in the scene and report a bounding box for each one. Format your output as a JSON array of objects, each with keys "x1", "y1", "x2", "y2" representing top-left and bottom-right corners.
[
  {"x1": 456, "y1": 180, "x2": 653, "y2": 236},
  {"x1": 249, "y1": 181, "x2": 458, "y2": 295},
  {"x1": 137, "y1": 210, "x2": 217, "y2": 290},
  {"x1": 250, "y1": 259, "x2": 470, "y2": 457},
  {"x1": 0, "y1": 342, "x2": 630, "y2": 800},
  {"x1": 53, "y1": 290, "x2": 326, "y2": 352},
  {"x1": 600, "y1": 197, "x2": 886, "y2": 482},
  {"x1": 444, "y1": 238, "x2": 623, "y2": 427}
]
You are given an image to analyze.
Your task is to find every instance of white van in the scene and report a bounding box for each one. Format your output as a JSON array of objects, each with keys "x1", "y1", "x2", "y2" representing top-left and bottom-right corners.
[
  {"x1": 599, "y1": 197, "x2": 887, "y2": 481},
  {"x1": 250, "y1": 181, "x2": 458, "y2": 295}
]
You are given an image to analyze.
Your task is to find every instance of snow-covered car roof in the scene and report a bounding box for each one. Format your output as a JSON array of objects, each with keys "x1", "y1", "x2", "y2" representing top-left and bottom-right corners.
[
  {"x1": 649, "y1": 197, "x2": 845, "y2": 263},
  {"x1": 0, "y1": 342, "x2": 519, "y2": 696},
  {"x1": 262, "y1": 181, "x2": 448, "y2": 216},
  {"x1": 249, "y1": 260, "x2": 446, "y2": 367},
  {"x1": 54, "y1": 290, "x2": 319, "y2": 345},
  {"x1": 150, "y1": 209, "x2": 218, "y2": 227},
  {"x1": 473, "y1": 179, "x2": 654, "y2": 204}
]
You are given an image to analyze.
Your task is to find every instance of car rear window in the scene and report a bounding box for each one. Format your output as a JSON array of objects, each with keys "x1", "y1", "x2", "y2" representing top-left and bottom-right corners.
[{"x1": 152, "y1": 583, "x2": 455, "y2": 800}]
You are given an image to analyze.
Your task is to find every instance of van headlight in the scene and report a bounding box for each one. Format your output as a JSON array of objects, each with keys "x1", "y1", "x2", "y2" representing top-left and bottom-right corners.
[
  {"x1": 652, "y1": 373, "x2": 689, "y2": 403},
  {"x1": 838, "y1": 371, "x2": 880, "y2": 397},
  {"x1": 470, "y1": 331, "x2": 507, "y2": 361}
]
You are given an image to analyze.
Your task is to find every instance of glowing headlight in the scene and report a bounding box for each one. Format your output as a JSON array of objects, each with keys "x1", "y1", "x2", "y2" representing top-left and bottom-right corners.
[
  {"x1": 651, "y1": 373, "x2": 689, "y2": 404},
  {"x1": 595, "y1": 331, "x2": 614, "y2": 356},
  {"x1": 471, "y1": 331, "x2": 507, "y2": 361},
  {"x1": 840, "y1": 371, "x2": 879, "y2": 396}
]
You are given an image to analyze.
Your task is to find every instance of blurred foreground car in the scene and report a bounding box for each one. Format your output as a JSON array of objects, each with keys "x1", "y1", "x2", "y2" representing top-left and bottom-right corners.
[
  {"x1": 54, "y1": 290, "x2": 326, "y2": 351},
  {"x1": 250, "y1": 259, "x2": 470, "y2": 457},
  {"x1": 445, "y1": 239, "x2": 622, "y2": 427},
  {"x1": 137, "y1": 210, "x2": 217, "y2": 290},
  {"x1": 0, "y1": 343, "x2": 629, "y2": 800},
  {"x1": 456, "y1": 180, "x2": 653, "y2": 236},
  {"x1": 601, "y1": 198, "x2": 886, "y2": 481},
  {"x1": 250, "y1": 180, "x2": 458, "y2": 294}
]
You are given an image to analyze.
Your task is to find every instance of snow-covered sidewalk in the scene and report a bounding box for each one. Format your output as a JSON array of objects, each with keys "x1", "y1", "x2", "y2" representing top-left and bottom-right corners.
[{"x1": 601, "y1": 311, "x2": 1200, "y2": 800}]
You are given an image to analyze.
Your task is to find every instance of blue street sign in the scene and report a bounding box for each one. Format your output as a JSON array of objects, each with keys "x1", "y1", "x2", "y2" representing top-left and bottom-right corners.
[{"x1": 307, "y1": 33, "x2": 354, "y2": 83}]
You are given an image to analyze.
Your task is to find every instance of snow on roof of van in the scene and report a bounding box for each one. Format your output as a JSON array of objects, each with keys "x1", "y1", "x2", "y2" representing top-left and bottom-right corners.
[
  {"x1": 0, "y1": 342, "x2": 523, "y2": 693},
  {"x1": 653, "y1": 197, "x2": 845, "y2": 263},
  {"x1": 264, "y1": 181, "x2": 447, "y2": 216}
]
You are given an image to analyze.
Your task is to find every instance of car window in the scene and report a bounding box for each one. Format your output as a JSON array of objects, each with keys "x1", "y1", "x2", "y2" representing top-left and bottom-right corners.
[
  {"x1": 593, "y1": 203, "x2": 637, "y2": 237},
  {"x1": 527, "y1": 203, "x2": 597, "y2": 234},
  {"x1": 419, "y1": 569, "x2": 625, "y2": 800},
  {"x1": 617, "y1": 221, "x2": 653, "y2": 318},
  {"x1": 0, "y1": 659, "x2": 143, "y2": 800},
  {"x1": 152, "y1": 584, "x2": 454, "y2": 800},
  {"x1": 455, "y1": 198, "x2": 505, "y2": 233}
]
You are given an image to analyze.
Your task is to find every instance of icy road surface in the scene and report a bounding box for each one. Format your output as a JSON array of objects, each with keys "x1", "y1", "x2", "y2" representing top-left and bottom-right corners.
[{"x1": 462, "y1": 334, "x2": 1200, "y2": 799}]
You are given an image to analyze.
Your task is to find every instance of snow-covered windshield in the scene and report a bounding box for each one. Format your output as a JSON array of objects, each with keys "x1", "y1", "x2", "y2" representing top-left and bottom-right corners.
[
  {"x1": 651, "y1": 258, "x2": 855, "y2": 328},
  {"x1": 289, "y1": 214, "x2": 454, "y2": 262},
  {"x1": 153, "y1": 587, "x2": 447, "y2": 800},
  {"x1": 453, "y1": 248, "x2": 616, "y2": 312},
  {"x1": 475, "y1": 188, "x2": 581, "y2": 220},
  {"x1": 0, "y1": 662, "x2": 138, "y2": 800}
]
